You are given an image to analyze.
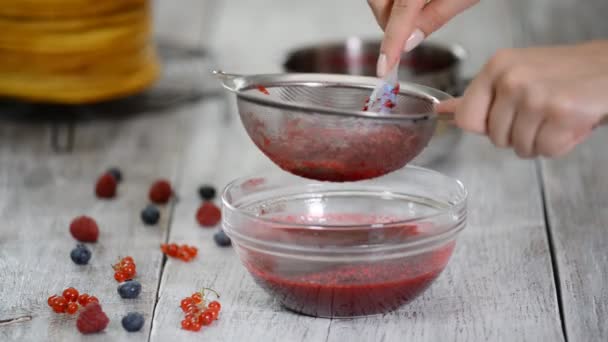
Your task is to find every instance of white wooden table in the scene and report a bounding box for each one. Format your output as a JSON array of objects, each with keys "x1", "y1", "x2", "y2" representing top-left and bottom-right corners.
[{"x1": 1, "y1": 1, "x2": 607, "y2": 341}]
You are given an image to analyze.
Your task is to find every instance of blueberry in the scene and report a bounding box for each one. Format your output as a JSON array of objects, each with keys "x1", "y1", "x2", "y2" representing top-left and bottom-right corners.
[
  {"x1": 70, "y1": 244, "x2": 91, "y2": 265},
  {"x1": 121, "y1": 312, "x2": 145, "y2": 332},
  {"x1": 141, "y1": 205, "x2": 160, "y2": 225},
  {"x1": 107, "y1": 167, "x2": 122, "y2": 183},
  {"x1": 118, "y1": 280, "x2": 141, "y2": 299},
  {"x1": 213, "y1": 230, "x2": 231, "y2": 247},
  {"x1": 198, "y1": 185, "x2": 217, "y2": 201}
]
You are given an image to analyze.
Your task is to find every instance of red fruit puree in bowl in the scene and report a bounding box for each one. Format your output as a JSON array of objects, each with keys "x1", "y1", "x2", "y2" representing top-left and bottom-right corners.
[{"x1": 241, "y1": 214, "x2": 455, "y2": 317}]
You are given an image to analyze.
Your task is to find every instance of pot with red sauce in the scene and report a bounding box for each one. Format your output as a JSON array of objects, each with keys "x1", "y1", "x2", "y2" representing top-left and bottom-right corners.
[{"x1": 221, "y1": 166, "x2": 467, "y2": 318}]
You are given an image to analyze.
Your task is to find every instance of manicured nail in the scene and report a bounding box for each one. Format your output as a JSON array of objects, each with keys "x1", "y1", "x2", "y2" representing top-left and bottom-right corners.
[
  {"x1": 377, "y1": 53, "x2": 387, "y2": 78},
  {"x1": 405, "y1": 29, "x2": 425, "y2": 52}
]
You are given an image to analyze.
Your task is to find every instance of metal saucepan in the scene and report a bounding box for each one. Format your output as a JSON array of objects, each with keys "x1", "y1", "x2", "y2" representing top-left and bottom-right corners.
[{"x1": 283, "y1": 38, "x2": 466, "y2": 165}]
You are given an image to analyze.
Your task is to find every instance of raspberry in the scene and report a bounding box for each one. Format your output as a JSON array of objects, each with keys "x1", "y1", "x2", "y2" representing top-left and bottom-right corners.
[
  {"x1": 95, "y1": 173, "x2": 117, "y2": 199},
  {"x1": 69, "y1": 216, "x2": 99, "y2": 243},
  {"x1": 76, "y1": 303, "x2": 109, "y2": 334},
  {"x1": 149, "y1": 179, "x2": 172, "y2": 204},
  {"x1": 196, "y1": 202, "x2": 221, "y2": 227}
]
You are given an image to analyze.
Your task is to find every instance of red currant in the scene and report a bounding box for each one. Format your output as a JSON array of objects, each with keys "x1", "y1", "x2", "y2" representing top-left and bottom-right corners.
[
  {"x1": 186, "y1": 305, "x2": 199, "y2": 315},
  {"x1": 66, "y1": 302, "x2": 79, "y2": 314},
  {"x1": 178, "y1": 248, "x2": 190, "y2": 261},
  {"x1": 167, "y1": 244, "x2": 178, "y2": 257},
  {"x1": 47, "y1": 295, "x2": 58, "y2": 307},
  {"x1": 87, "y1": 296, "x2": 99, "y2": 304},
  {"x1": 77, "y1": 293, "x2": 89, "y2": 306},
  {"x1": 181, "y1": 298, "x2": 195, "y2": 311},
  {"x1": 208, "y1": 301, "x2": 221, "y2": 311},
  {"x1": 122, "y1": 256, "x2": 134, "y2": 264},
  {"x1": 181, "y1": 319, "x2": 192, "y2": 330},
  {"x1": 115, "y1": 271, "x2": 128, "y2": 282},
  {"x1": 206, "y1": 308, "x2": 219, "y2": 320},
  {"x1": 54, "y1": 297, "x2": 68, "y2": 313},
  {"x1": 191, "y1": 322, "x2": 202, "y2": 331},
  {"x1": 122, "y1": 265, "x2": 136, "y2": 278},
  {"x1": 62, "y1": 287, "x2": 79, "y2": 302},
  {"x1": 160, "y1": 244, "x2": 169, "y2": 254},
  {"x1": 199, "y1": 312, "x2": 214, "y2": 326},
  {"x1": 191, "y1": 293, "x2": 202, "y2": 304}
]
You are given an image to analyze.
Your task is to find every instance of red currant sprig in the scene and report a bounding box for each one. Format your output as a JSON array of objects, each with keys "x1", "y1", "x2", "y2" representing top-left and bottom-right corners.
[
  {"x1": 47, "y1": 288, "x2": 98, "y2": 314},
  {"x1": 113, "y1": 256, "x2": 137, "y2": 282},
  {"x1": 161, "y1": 243, "x2": 197, "y2": 262},
  {"x1": 180, "y1": 288, "x2": 221, "y2": 332}
]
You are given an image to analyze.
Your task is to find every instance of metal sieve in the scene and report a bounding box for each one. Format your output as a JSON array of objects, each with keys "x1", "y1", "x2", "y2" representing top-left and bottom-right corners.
[{"x1": 213, "y1": 70, "x2": 452, "y2": 182}]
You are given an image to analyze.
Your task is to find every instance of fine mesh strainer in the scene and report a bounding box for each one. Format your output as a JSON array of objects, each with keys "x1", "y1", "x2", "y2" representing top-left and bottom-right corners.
[{"x1": 213, "y1": 70, "x2": 452, "y2": 182}]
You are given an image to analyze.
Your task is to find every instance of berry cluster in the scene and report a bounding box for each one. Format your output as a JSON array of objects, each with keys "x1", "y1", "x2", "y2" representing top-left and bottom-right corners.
[
  {"x1": 179, "y1": 288, "x2": 222, "y2": 332},
  {"x1": 113, "y1": 256, "x2": 137, "y2": 282},
  {"x1": 196, "y1": 185, "x2": 221, "y2": 227},
  {"x1": 47, "y1": 288, "x2": 98, "y2": 314},
  {"x1": 160, "y1": 243, "x2": 198, "y2": 262},
  {"x1": 95, "y1": 167, "x2": 122, "y2": 199}
]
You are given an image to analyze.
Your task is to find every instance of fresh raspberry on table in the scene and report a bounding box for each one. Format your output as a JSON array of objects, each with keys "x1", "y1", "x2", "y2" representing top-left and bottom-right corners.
[
  {"x1": 76, "y1": 303, "x2": 109, "y2": 334},
  {"x1": 69, "y1": 216, "x2": 99, "y2": 243},
  {"x1": 149, "y1": 179, "x2": 172, "y2": 204},
  {"x1": 196, "y1": 202, "x2": 221, "y2": 227},
  {"x1": 95, "y1": 173, "x2": 117, "y2": 199}
]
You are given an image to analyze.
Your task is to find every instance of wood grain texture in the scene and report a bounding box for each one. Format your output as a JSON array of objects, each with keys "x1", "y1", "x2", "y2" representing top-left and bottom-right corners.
[
  {"x1": 149, "y1": 99, "x2": 333, "y2": 341},
  {"x1": 150, "y1": 1, "x2": 563, "y2": 340},
  {"x1": 0, "y1": 106, "x2": 185, "y2": 341},
  {"x1": 322, "y1": 134, "x2": 564, "y2": 342},
  {"x1": 540, "y1": 133, "x2": 608, "y2": 342},
  {"x1": 513, "y1": 1, "x2": 608, "y2": 340}
]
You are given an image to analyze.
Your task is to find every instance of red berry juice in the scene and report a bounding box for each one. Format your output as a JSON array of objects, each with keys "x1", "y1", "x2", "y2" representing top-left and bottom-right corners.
[{"x1": 240, "y1": 214, "x2": 455, "y2": 317}]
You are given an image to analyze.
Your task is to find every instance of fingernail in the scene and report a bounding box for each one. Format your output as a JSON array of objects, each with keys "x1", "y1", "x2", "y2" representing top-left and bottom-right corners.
[
  {"x1": 404, "y1": 29, "x2": 425, "y2": 52},
  {"x1": 377, "y1": 53, "x2": 387, "y2": 78}
]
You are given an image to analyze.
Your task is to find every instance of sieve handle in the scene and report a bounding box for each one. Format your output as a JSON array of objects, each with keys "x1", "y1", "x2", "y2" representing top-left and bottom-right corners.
[
  {"x1": 212, "y1": 70, "x2": 242, "y2": 92},
  {"x1": 436, "y1": 113, "x2": 608, "y2": 126}
]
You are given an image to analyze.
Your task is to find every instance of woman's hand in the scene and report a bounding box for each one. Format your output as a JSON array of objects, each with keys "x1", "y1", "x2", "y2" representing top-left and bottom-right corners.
[
  {"x1": 436, "y1": 41, "x2": 608, "y2": 158},
  {"x1": 368, "y1": 0, "x2": 478, "y2": 77}
]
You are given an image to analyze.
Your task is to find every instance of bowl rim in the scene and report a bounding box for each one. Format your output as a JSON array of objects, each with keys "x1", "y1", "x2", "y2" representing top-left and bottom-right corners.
[
  {"x1": 221, "y1": 165, "x2": 467, "y2": 232},
  {"x1": 219, "y1": 72, "x2": 453, "y2": 121}
]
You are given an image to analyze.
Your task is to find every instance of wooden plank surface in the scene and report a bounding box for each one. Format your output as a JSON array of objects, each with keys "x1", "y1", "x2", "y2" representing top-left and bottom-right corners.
[
  {"x1": 514, "y1": 1, "x2": 608, "y2": 340},
  {"x1": 541, "y1": 134, "x2": 608, "y2": 342},
  {"x1": 2, "y1": 0, "x2": 607, "y2": 341},
  {"x1": 0, "y1": 105, "x2": 185, "y2": 341},
  {"x1": 149, "y1": 99, "x2": 333, "y2": 341},
  {"x1": 148, "y1": 1, "x2": 563, "y2": 341},
  {"x1": 322, "y1": 135, "x2": 564, "y2": 342}
]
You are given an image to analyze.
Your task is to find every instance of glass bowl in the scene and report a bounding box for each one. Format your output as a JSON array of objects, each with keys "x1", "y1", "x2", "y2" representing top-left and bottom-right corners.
[{"x1": 221, "y1": 166, "x2": 467, "y2": 318}]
